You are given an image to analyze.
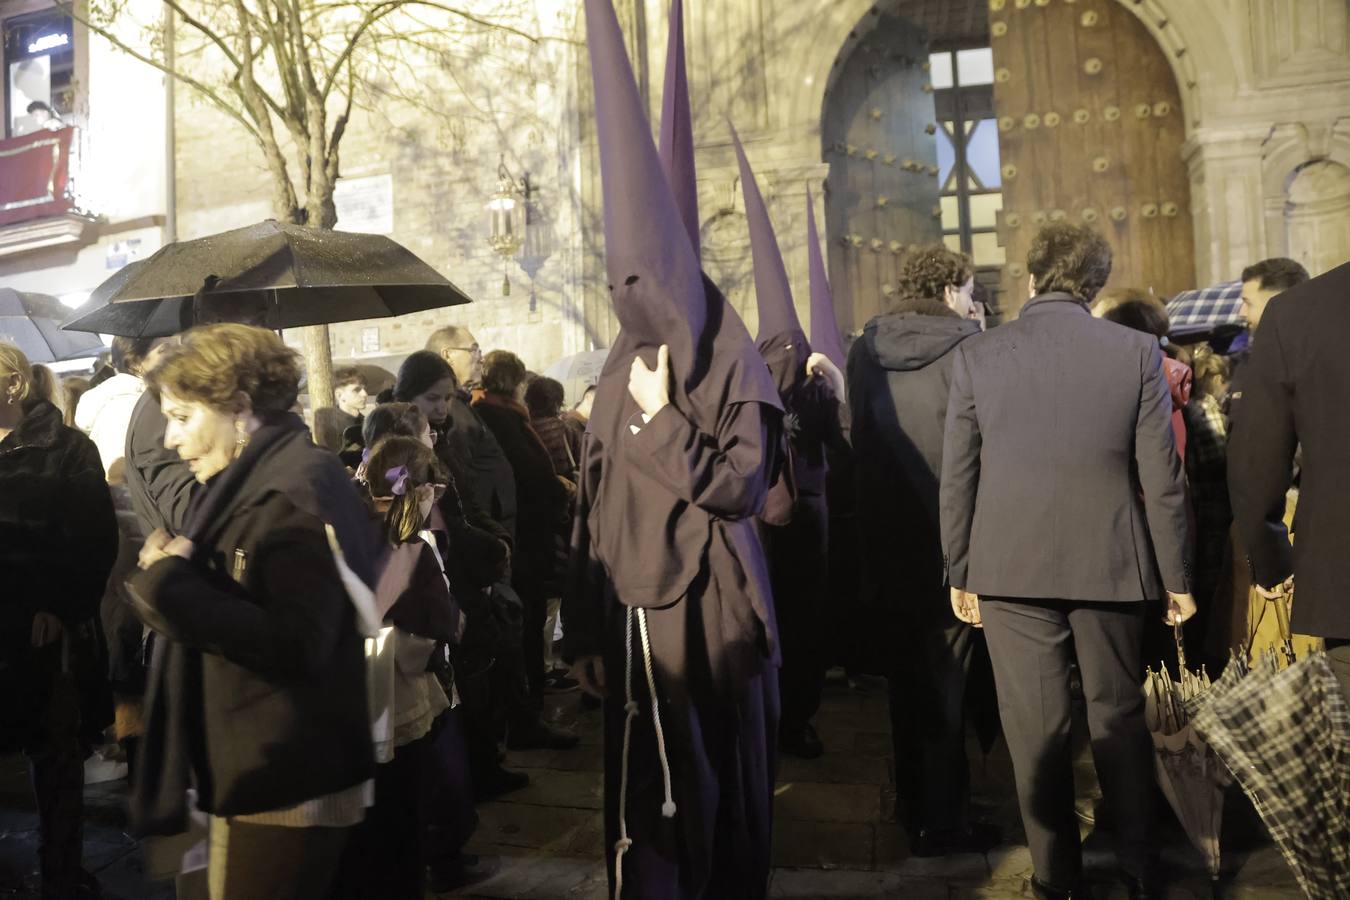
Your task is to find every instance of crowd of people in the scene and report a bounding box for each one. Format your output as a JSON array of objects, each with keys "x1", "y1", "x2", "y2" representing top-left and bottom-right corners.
[
  {"x1": 0, "y1": 224, "x2": 1343, "y2": 900},
  {"x1": 2, "y1": 6, "x2": 1346, "y2": 900}
]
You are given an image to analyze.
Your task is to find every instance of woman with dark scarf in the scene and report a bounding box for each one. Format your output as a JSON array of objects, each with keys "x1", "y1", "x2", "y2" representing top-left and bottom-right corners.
[
  {"x1": 564, "y1": 3, "x2": 784, "y2": 895},
  {"x1": 733, "y1": 131, "x2": 850, "y2": 761},
  {"x1": 0, "y1": 343, "x2": 117, "y2": 900},
  {"x1": 127, "y1": 325, "x2": 377, "y2": 899}
]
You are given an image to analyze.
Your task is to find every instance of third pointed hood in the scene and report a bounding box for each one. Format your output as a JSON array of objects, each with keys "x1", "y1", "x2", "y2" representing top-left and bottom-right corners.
[
  {"x1": 658, "y1": 0, "x2": 699, "y2": 261},
  {"x1": 806, "y1": 184, "x2": 846, "y2": 370}
]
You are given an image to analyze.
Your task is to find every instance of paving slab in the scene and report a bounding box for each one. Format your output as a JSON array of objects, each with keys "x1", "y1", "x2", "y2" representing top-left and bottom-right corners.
[
  {"x1": 773, "y1": 781, "x2": 882, "y2": 824},
  {"x1": 770, "y1": 819, "x2": 876, "y2": 870}
]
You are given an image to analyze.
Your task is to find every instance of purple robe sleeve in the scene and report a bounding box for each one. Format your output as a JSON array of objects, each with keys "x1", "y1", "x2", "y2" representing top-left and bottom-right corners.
[{"x1": 624, "y1": 401, "x2": 775, "y2": 520}]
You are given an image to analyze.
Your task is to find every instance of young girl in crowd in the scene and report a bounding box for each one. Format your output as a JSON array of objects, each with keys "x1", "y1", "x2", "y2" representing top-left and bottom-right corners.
[{"x1": 339, "y1": 432, "x2": 484, "y2": 895}]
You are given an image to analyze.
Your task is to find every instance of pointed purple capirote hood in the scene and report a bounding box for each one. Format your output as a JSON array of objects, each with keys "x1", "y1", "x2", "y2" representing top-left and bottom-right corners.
[
  {"x1": 806, "y1": 185, "x2": 846, "y2": 369},
  {"x1": 731, "y1": 123, "x2": 804, "y2": 342},
  {"x1": 658, "y1": 0, "x2": 699, "y2": 261},
  {"x1": 585, "y1": 0, "x2": 704, "y2": 352}
]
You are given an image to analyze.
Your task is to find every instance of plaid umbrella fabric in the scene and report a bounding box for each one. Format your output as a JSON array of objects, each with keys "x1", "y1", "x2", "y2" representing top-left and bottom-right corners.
[
  {"x1": 1166, "y1": 281, "x2": 1245, "y2": 329},
  {"x1": 1192, "y1": 653, "x2": 1350, "y2": 899},
  {"x1": 1145, "y1": 637, "x2": 1226, "y2": 880}
]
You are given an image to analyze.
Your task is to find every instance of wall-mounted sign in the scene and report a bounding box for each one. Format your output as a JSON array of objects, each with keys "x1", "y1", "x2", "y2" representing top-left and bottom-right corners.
[
  {"x1": 27, "y1": 33, "x2": 69, "y2": 54},
  {"x1": 360, "y1": 326, "x2": 380, "y2": 354},
  {"x1": 334, "y1": 173, "x2": 394, "y2": 235}
]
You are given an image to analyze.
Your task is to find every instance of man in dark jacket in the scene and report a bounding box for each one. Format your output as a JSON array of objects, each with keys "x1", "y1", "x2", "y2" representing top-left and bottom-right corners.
[
  {"x1": 940, "y1": 224, "x2": 1195, "y2": 899},
  {"x1": 473, "y1": 350, "x2": 576, "y2": 751},
  {"x1": 1229, "y1": 261, "x2": 1350, "y2": 699},
  {"x1": 848, "y1": 291, "x2": 990, "y2": 856}
]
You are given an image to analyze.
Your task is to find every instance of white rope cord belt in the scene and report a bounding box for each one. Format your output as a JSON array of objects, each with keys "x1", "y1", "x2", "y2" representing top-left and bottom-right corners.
[{"x1": 613, "y1": 606, "x2": 677, "y2": 899}]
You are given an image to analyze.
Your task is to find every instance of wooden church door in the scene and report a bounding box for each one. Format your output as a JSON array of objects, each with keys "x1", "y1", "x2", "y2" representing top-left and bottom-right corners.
[{"x1": 989, "y1": 0, "x2": 1195, "y2": 314}]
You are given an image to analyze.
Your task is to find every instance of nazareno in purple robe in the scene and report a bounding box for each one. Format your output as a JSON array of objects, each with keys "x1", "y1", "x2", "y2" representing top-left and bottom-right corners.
[{"x1": 566, "y1": 1, "x2": 785, "y2": 896}]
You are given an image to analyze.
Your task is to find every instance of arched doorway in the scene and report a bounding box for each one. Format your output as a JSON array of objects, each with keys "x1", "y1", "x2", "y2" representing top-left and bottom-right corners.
[
  {"x1": 820, "y1": 6, "x2": 941, "y2": 334},
  {"x1": 989, "y1": 0, "x2": 1195, "y2": 313}
]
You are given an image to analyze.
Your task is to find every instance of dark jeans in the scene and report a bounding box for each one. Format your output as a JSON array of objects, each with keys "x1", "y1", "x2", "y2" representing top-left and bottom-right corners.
[
  {"x1": 333, "y1": 734, "x2": 431, "y2": 900},
  {"x1": 210, "y1": 820, "x2": 349, "y2": 900},
  {"x1": 514, "y1": 574, "x2": 548, "y2": 713},
  {"x1": 980, "y1": 598, "x2": 1154, "y2": 889},
  {"x1": 0, "y1": 661, "x2": 87, "y2": 898},
  {"x1": 887, "y1": 616, "x2": 976, "y2": 834}
]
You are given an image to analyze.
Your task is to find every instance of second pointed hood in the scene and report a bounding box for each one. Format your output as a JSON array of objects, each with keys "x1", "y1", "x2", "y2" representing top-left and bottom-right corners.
[
  {"x1": 658, "y1": 0, "x2": 699, "y2": 260},
  {"x1": 731, "y1": 123, "x2": 810, "y2": 399},
  {"x1": 806, "y1": 185, "x2": 847, "y2": 370}
]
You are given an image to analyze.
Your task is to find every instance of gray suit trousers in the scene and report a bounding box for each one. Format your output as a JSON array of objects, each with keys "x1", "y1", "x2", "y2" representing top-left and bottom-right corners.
[{"x1": 980, "y1": 599, "x2": 1154, "y2": 888}]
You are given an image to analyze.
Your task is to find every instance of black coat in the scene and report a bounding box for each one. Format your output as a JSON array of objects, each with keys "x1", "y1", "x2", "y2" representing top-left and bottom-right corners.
[
  {"x1": 124, "y1": 392, "x2": 198, "y2": 536},
  {"x1": 940, "y1": 293, "x2": 1192, "y2": 602},
  {"x1": 0, "y1": 399, "x2": 117, "y2": 748},
  {"x1": 440, "y1": 394, "x2": 517, "y2": 542},
  {"x1": 1229, "y1": 261, "x2": 1350, "y2": 639},
  {"x1": 128, "y1": 414, "x2": 376, "y2": 824},
  {"x1": 474, "y1": 395, "x2": 571, "y2": 583},
  {"x1": 848, "y1": 311, "x2": 980, "y2": 610}
]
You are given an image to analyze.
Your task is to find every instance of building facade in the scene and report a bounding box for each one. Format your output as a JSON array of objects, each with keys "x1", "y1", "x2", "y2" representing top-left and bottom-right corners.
[{"x1": 1, "y1": 0, "x2": 1347, "y2": 373}]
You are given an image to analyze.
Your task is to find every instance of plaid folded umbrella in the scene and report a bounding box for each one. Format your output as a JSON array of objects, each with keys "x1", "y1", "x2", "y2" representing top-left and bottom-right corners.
[
  {"x1": 1146, "y1": 635, "x2": 1226, "y2": 880},
  {"x1": 1192, "y1": 653, "x2": 1350, "y2": 899},
  {"x1": 1166, "y1": 281, "x2": 1245, "y2": 329}
]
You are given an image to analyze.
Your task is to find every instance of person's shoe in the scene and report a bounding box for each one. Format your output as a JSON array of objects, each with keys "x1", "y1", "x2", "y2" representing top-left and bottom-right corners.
[
  {"x1": 1120, "y1": 871, "x2": 1159, "y2": 900},
  {"x1": 910, "y1": 821, "x2": 1002, "y2": 857},
  {"x1": 473, "y1": 766, "x2": 530, "y2": 802},
  {"x1": 779, "y1": 723, "x2": 824, "y2": 759},
  {"x1": 506, "y1": 718, "x2": 580, "y2": 751},
  {"x1": 427, "y1": 853, "x2": 499, "y2": 893},
  {"x1": 1028, "y1": 875, "x2": 1084, "y2": 900},
  {"x1": 544, "y1": 670, "x2": 580, "y2": 693}
]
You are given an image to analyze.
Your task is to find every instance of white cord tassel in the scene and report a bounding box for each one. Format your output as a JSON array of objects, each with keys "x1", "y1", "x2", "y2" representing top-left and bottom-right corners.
[
  {"x1": 612, "y1": 607, "x2": 678, "y2": 899},
  {"x1": 614, "y1": 607, "x2": 638, "y2": 899},
  {"x1": 637, "y1": 608, "x2": 677, "y2": 819}
]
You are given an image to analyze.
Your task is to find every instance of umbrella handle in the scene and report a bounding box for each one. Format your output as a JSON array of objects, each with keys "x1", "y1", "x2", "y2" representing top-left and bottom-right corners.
[{"x1": 1174, "y1": 622, "x2": 1187, "y2": 670}]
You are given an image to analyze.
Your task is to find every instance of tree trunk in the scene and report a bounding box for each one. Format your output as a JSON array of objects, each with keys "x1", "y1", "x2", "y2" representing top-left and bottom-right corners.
[{"x1": 302, "y1": 325, "x2": 335, "y2": 411}]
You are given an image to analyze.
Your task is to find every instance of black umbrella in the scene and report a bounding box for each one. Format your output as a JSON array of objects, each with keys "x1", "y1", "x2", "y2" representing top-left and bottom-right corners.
[
  {"x1": 0, "y1": 287, "x2": 107, "y2": 362},
  {"x1": 61, "y1": 220, "x2": 472, "y2": 337}
]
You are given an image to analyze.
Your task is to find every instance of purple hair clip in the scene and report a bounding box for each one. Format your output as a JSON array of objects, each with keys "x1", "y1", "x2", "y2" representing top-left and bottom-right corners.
[
  {"x1": 385, "y1": 465, "x2": 410, "y2": 496},
  {"x1": 361, "y1": 447, "x2": 372, "y2": 463}
]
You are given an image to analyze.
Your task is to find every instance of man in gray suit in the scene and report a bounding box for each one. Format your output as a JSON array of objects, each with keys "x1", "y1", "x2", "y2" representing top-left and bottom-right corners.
[{"x1": 940, "y1": 224, "x2": 1196, "y2": 900}]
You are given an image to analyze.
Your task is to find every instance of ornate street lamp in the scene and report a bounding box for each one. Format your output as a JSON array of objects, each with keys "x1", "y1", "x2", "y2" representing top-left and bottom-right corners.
[{"x1": 486, "y1": 156, "x2": 531, "y2": 296}]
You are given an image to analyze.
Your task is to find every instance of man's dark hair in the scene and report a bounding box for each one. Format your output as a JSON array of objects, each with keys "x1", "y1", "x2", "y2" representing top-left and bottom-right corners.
[
  {"x1": 883, "y1": 295, "x2": 960, "y2": 319},
  {"x1": 481, "y1": 350, "x2": 528, "y2": 397},
  {"x1": 110, "y1": 336, "x2": 157, "y2": 375},
  {"x1": 333, "y1": 366, "x2": 366, "y2": 390},
  {"x1": 1027, "y1": 224, "x2": 1113, "y2": 302},
  {"x1": 1240, "y1": 257, "x2": 1309, "y2": 292},
  {"x1": 524, "y1": 375, "x2": 566, "y2": 419},
  {"x1": 1102, "y1": 299, "x2": 1170, "y2": 340}
]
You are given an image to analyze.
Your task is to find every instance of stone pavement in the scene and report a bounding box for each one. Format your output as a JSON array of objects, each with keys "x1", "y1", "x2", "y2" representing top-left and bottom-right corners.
[
  {"x1": 456, "y1": 674, "x2": 1302, "y2": 900},
  {"x1": 0, "y1": 675, "x2": 1302, "y2": 899}
]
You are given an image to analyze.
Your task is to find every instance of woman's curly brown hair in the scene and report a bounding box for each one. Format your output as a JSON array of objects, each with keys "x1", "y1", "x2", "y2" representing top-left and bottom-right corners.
[
  {"x1": 148, "y1": 323, "x2": 302, "y2": 412},
  {"x1": 895, "y1": 244, "x2": 974, "y2": 308}
]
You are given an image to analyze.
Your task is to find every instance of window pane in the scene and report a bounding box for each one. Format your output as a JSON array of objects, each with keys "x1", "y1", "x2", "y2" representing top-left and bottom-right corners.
[
  {"x1": 929, "y1": 52, "x2": 953, "y2": 90},
  {"x1": 936, "y1": 122, "x2": 956, "y2": 190},
  {"x1": 969, "y1": 193, "x2": 1002, "y2": 230},
  {"x1": 956, "y1": 48, "x2": 994, "y2": 86},
  {"x1": 971, "y1": 231, "x2": 1005, "y2": 266},
  {"x1": 943, "y1": 233, "x2": 963, "y2": 254},
  {"x1": 966, "y1": 119, "x2": 1001, "y2": 189},
  {"x1": 940, "y1": 195, "x2": 960, "y2": 232}
]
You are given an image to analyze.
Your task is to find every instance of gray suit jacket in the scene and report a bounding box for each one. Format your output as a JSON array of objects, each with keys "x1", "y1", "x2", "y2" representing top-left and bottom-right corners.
[{"x1": 940, "y1": 293, "x2": 1190, "y2": 602}]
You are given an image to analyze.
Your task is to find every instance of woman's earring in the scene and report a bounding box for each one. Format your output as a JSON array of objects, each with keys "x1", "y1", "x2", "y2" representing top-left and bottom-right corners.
[{"x1": 234, "y1": 421, "x2": 250, "y2": 454}]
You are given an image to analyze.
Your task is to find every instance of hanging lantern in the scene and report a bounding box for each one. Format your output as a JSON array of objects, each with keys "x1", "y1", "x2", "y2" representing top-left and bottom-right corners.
[{"x1": 486, "y1": 157, "x2": 527, "y2": 295}]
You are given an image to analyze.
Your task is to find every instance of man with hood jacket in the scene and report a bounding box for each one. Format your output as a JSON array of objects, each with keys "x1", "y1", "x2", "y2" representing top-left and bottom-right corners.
[{"x1": 847, "y1": 244, "x2": 994, "y2": 857}]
